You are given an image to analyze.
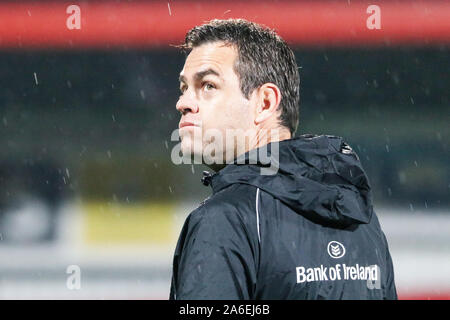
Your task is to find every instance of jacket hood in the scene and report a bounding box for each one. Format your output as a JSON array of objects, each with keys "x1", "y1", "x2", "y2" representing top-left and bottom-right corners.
[{"x1": 205, "y1": 134, "x2": 374, "y2": 228}]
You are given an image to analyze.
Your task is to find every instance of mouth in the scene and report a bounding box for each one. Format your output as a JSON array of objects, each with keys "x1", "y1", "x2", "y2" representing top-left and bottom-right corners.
[{"x1": 179, "y1": 121, "x2": 198, "y2": 129}]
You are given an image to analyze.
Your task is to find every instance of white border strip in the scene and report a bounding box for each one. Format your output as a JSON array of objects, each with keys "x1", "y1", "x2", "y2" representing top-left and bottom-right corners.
[{"x1": 256, "y1": 188, "x2": 261, "y2": 243}]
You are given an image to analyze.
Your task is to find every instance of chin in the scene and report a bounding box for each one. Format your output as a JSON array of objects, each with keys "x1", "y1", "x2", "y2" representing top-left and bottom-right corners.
[{"x1": 180, "y1": 138, "x2": 203, "y2": 163}]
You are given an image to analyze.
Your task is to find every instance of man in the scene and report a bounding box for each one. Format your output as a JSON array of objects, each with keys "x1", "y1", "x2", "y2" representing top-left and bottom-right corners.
[{"x1": 170, "y1": 19, "x2": 397, "y2": 300}]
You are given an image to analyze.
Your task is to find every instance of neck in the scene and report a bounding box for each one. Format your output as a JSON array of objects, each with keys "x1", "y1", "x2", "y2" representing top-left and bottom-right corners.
[
  {"x1": 205, "y1": 126, "x2": 292, "y2": 172},
  {"x1": 251, "y1": 126, "x2": 291, "y2": 150}
]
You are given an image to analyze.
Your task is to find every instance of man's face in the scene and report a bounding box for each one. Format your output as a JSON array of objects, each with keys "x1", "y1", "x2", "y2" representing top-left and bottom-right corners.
[{"x1": 176, "y1": 41, "x2": 255, "y2": 168}]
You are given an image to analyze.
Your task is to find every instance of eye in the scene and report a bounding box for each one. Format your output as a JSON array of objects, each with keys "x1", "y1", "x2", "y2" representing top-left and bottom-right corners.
[
  {"x1": 180, "y1": 84, "x2": 187, "y2": 94},
  {"x1": 203, "y1": 82, "x2": 216, "y2": 92}
]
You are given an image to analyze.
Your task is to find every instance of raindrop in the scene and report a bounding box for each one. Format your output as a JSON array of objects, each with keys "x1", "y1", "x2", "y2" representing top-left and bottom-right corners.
[
  {"x1": 387, "y1": 188, "x2": 392, "y2": 197},
  {"x1": 414, "y1": 161, "x2": 418, "y2": 167},
  {"x1": 398, "y1": 171, "x2": 406, "y2": 184},
  {"x1": 169, "y1": 186, "x2": 173, "y2": 193},
  {"x1": 79, "y1": 145, "x2": 87, "y2": 157},
  {"x1": 107, "y1": 150, "x2": 112, "y2": 158},
  {"x1": 373, "y1": 80, "x2": 378, "y2": 88},
  {"x1": 67, "y1": 80, "x2": 72, "y2": 88},
  {"x1": 385, "y1": 144, "x2": 390, "y2": 152},
  {"x1": 424, "y1": 201, "x2": 428, "y2": 209},
  {"x1": 140, "y1": 90, "x2": 146, "y2": 100},
  {"x1": 112, "y1": 114, "x2": 116, "y2": 122},
  {"x1": 65, "y1": 168, "x2": 70, "y2": 179},
  {"x1": 191, "y1": 165, "x2": 195, "y2": 174},
  {"x1": 409, "y1": 203, "x2": 414, "y2": 212},
  {"x1": 164, "y1": 140, "x2": 169, "y2": 149},
  {"x1": 33, "y1": 72, "x2": 38, "y2": 85},
  {"x1": 392, "y1": 73, "x2": 400, "y2": 85}
]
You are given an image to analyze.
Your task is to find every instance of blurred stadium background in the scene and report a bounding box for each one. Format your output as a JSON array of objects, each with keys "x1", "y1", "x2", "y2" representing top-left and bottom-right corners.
[{"x1": 0, "y1": 0, "x2": 448, "y2": 299}]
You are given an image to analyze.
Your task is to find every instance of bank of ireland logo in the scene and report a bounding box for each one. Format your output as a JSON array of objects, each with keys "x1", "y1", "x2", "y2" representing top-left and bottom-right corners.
[{"x1": 327, "y1": 241, "x2": 346, "y2": 259}]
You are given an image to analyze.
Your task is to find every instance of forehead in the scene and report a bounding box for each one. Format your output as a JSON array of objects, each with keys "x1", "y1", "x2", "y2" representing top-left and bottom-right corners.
[{"x1": 180, "y1": 41, "x2": 238, "y2": 78}]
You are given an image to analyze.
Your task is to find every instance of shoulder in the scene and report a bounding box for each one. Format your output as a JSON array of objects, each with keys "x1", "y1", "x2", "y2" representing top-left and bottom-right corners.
[
  {"x1": 187, "y1": 183, "x2": 259, "y2": 238},
  {"x1": 206, "y1": 183, "x2": 258, "y2": 220}
]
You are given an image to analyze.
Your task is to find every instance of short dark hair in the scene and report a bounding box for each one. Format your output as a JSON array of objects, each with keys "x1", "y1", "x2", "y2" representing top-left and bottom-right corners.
[{"x1": 180, "y1": 19, "x2": 300, "y2": 135}]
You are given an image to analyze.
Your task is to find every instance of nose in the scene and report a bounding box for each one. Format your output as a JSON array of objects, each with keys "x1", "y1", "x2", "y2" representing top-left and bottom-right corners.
[{"x1": 176, "y1": 94, "x2": 198, "y2": 115}]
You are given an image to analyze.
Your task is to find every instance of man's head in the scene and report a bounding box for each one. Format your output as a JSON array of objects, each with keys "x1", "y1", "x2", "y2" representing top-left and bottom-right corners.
[{"x1": 176, "y1": 19, "x2": 300, "y2": 169}]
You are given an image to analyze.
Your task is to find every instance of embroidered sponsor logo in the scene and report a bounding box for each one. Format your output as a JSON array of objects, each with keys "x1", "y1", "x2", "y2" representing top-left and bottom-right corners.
[
  {"x1": 341, "y1": 143, "x2": 353, "y2": 154},
  {"x1": 327, "y1": 241, "x2": 345, "y2": 259},
  {"x1": 294, "y1": 241, "x2": 381, "y2": 289},
  {"x1": 295, "y1": 264, "x2": 379, "y2": 284}
]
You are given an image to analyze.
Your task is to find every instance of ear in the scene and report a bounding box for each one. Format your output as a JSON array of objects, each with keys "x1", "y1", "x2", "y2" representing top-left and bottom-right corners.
[{"x1": 254, "y1": 83, "x2": 282, "y2": 125}]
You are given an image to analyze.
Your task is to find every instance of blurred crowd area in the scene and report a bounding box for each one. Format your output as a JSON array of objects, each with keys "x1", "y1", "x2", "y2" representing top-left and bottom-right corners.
[{"x1": 0, "y1": 48, "x2": 447, "y2": 215}]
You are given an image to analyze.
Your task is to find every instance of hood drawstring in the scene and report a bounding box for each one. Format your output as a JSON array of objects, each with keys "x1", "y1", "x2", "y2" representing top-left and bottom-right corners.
[{"x1": 201, "y1": 171, "x2": 213, "y2": 186}]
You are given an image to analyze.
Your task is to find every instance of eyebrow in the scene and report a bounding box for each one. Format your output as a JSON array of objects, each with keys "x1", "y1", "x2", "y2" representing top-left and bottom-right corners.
[{"x1": 179, "y1": 68, "x2": 221, "y2": 84}]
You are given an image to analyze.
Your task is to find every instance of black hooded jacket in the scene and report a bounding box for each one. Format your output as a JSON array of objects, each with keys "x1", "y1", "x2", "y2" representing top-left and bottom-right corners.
[{"x1": 170, "y1": 134, "x2": 397, "y2": 300}]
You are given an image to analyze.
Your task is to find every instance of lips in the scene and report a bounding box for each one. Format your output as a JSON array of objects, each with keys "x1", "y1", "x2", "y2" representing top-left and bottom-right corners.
[{"x1": 179, "y1": 121, "x2": 198, "y2": 129}]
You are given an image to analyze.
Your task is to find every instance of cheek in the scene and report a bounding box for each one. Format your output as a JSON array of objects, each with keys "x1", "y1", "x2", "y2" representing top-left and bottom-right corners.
[
  {"x1": 201, "y1": 94, "x2": 251, "y2": 133},
  {"x1": 201, "y1": 100, "x2": 228, "y2": 130},
  {"x1": 229, "y1": 98, "x2": 252, "y2": 127}
]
